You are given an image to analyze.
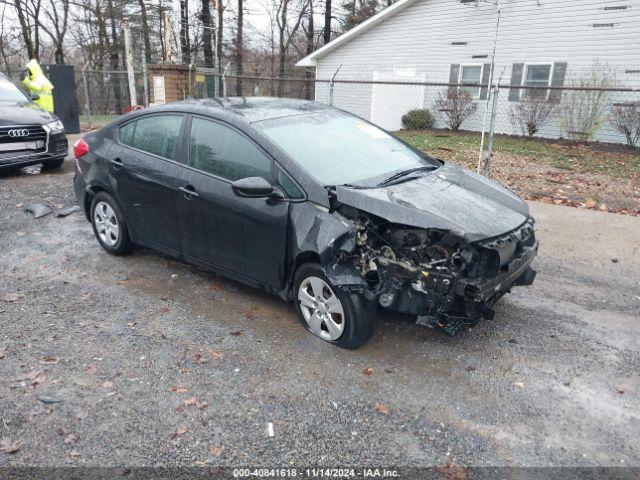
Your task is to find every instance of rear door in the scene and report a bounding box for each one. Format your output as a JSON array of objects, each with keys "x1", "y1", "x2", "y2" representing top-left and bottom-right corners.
[
  {"x1": 176, "y1": 116, "x2": 290, "y2": 287},
  {"x1": 111, "y1": 113, "x2": 186, "y2": 253}
]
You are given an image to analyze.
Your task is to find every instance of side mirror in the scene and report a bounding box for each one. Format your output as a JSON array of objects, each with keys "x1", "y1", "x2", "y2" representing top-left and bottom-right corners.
[
  {"x1": 29, "y1": 91, "x2": 39, "y2": 101},
  {"x1": 231, "y1": 177, "x2": 276, "y2": 198}
]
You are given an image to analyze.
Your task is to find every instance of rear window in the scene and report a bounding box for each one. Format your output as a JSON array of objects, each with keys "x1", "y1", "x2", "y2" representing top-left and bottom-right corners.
[{"x1": 119, "y1": 114, "x2": 183, "y2": 160}]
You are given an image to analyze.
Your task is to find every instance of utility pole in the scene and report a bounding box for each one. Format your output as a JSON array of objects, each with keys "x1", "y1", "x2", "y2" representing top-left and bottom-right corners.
[
  {"x1": 123, "y1": 19, "x2": 138, "y2": 107},
  {"x1": 477, "y1": 0, "x2": 502, "y2": 176}
]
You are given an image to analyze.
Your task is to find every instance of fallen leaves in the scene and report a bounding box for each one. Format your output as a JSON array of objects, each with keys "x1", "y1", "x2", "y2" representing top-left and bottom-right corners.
[
  {"x1": 16, "y1": 369, "x2": 45, "y2": 387},
  {"x1": 374, "y1": 402, "x2": 390, "y2": 415},
  {"x1": 514, "y1": 382, "x2": 525, "y2": 389},
  {"x1": 436, "y1": 463, "x2": 467, "y2": 480},
  {"x1": 207, "y1": 349, "x2": 223, "y2": 360},
  {"x1": 170, "y1": 386, "x2": 189, "y2": 393},
  {"x1": 1, "y1": 293, "x2": 22, "y2": 302},
  {"x1": 0, "y1": 439, "x2": 21, "y2": 454},
  {"x1": 183, "y1": 397, "x2": 197, "y2": 407},
  {"x1": 84, "y1": 364, "x2": 97, "y2": 375},
  {"x1": 171, "y1": 425, "x2": 188, "y2": 445},
  {"x1": 362, "y1": 367, "x2": 374, "y2": 375},
  {"x1": 102, "y1": 381, "x2": 113, "y2": 389},
  {"x1": 39, "y1": 356, "x2": 59, "y2": 365},
  {"x1": 209, "y1": 445, "x2": 223, "y2": 456}
]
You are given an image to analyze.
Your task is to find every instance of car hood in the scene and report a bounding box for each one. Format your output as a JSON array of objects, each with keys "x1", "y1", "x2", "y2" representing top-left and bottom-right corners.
[
  {"x1": 335, "y1": 162, "x2": 530, "y2": 242},
  {"x1": 0, "y1": 101, "x2": 55, "y2": 126}
]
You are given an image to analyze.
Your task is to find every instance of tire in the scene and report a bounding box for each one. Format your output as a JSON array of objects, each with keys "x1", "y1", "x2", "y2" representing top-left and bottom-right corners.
[
  {"x1": 293, "y1": 263, "x2": 375, "y2": 349},
  {"x1": 90, "y1": 191, "x2": 133, "y2": 255},
  {"x1": 41, "y1": 157, "x2": 64, "y2": 170}
]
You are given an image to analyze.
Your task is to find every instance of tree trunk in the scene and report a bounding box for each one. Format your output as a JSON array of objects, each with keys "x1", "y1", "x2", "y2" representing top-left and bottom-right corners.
[
  {"x1": 235, "y1": 0, "x2": 243, "y2": 95},
  {"x1": 14, "y1": 0, "x2": 37, "y2": 59},
  {"x1": 304, "y1": 0, "x2": 314, "y2": 99},
  {"x1": 201, "y1": 0, "x2": 215, "y2": 96},
  {"x1": 138, "y1": 0, "x2": 152, "y2": 62},
  {"x1": 106, "y1": 0, "x2": 122, "y2": 113},
  {"x1": 180, "y1": 0, "x2": 190, "y2": 64},
  {"x1": 54, "y1": 42, "x2": 64, "y2": 63},
  {"x1": 323, "y1": 0, "x2": 331, "y2": 44},
  {"x1": 216, "y1": 0, "x2": 223, "y2": 73}
]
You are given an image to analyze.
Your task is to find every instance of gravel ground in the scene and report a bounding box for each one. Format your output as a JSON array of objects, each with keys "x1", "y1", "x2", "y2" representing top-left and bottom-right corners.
[{"x1": 1, "y1": 148, "x2": 639, "y2": 468}]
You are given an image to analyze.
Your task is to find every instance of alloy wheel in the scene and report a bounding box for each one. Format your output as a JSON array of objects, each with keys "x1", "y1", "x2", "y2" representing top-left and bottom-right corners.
[
  {"x1": 93, "y1": 201, "x2": 120, "y2": 247},
  {"x1": 298, "y1": 276, "x2": 345, "y2": 341}
]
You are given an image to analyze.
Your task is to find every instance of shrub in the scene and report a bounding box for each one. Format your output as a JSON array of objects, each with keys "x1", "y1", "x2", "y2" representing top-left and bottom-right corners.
[
  {"x1": 509, "y1": 98, "x2": 555, "y2": 137},
  {"x1": 401, "y1": 109, "x2": 435, "y2": 130},
  {"x1": 434, "y1": 89, "x2": 477, "y2": 131},
  {"x1": 559, "y1": 62, "x2": 617, "y2": 141},
  {"x1": 610, "y1": 102, "x2": 640, "y2": 149}
]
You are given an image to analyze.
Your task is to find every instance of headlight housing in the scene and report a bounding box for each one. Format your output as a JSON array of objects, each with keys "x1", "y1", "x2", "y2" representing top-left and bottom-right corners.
[{"x1": 43, "y1": 120, "x2": 65, "y2": 133}]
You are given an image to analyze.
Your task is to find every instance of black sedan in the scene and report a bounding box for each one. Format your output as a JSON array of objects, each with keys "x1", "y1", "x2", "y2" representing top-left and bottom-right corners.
[
  {"x1": 73, "y1": 98, "x2": 537, "y2": 348},
  {"x1": 0, "y1": 72, "x2": 68, "y2": 171}
]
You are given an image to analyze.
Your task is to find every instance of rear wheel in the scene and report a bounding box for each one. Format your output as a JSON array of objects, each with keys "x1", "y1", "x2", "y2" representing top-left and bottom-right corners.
[
  {"x1": 294, "y1": 263, "x2": 375, "y2": 348},
  {"x1": 90, "y1": 191, "x2": 132, "y2": 255}
]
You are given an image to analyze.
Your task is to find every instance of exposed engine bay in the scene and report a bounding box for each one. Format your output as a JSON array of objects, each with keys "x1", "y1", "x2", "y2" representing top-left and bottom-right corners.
[{"x1": 328, "y1": 205, "x2": 538, "y2": 336}]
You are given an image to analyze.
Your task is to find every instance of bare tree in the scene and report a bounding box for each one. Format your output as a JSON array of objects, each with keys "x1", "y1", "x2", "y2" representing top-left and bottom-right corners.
[
  {"x1": 559, "y1": 62, "x2": 617, "y2": 141},
  {"x1": 610, "y1": 102, "x2": 640, "y2": 149},
  {"x1": 509, "y1": 98, "x2": 555, "y2": 137},
  {"x1": 37, "y1": 0, "x2": 70, "y2": 63},
  {"x1": 7, "y1": 0, "x2": 42, "y2": 60},
  {"x1": 434, "y1": 89, "x2": 477, "y2": 131},
  {"x1": 273, "y1": 0, "x2": 308, "y2": 95}
]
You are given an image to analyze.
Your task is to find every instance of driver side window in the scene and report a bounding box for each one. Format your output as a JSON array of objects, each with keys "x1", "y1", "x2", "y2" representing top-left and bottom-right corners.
[{"x1": 189, "y1": 117, "x2": 272, "y2": 182}]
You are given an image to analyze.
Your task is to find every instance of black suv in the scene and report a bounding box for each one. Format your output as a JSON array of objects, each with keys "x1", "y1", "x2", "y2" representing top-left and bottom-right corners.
[{"x1": 0, "y1": 72, "x2": 68, "y2": 171}]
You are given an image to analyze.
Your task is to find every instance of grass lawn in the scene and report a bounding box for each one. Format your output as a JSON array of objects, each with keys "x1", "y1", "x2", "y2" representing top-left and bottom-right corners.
[
  {"x1": 80, "y1": 114, "x2": 120, "y2": 129},
  {"x1": 396, "y1": 129, "x2": 640, "y2": 212},
  {"x1": 396, "y1": 129, "x2": 640, "y2": 182}
]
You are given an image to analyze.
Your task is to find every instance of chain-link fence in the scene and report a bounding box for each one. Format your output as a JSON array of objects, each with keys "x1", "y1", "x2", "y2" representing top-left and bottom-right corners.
[
  {"x1": 71, "y1": 67, "x2": 633, "y2": 209},
  {"x1": 190, "y1": 72, "x2": 639, "y2": 148}
]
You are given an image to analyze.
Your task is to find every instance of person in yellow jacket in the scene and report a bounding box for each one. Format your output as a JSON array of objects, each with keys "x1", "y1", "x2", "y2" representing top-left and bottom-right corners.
[{"x1": 22, "y1": 59, "x2": 54, "y2": 112}]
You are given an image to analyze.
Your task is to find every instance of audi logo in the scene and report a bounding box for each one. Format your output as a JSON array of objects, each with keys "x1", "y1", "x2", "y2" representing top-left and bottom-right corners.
[{"x1": 8, "y1": 129, "x2": 30, "y2": 138}]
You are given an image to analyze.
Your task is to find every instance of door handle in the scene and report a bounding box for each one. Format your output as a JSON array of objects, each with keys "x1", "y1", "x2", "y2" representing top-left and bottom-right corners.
[
  {"x1": 110, "y1": 157, "x2": 123, "y2": 169},
  {"x1": 179, "y1": 185, "x2": 200, "y2": 199}
]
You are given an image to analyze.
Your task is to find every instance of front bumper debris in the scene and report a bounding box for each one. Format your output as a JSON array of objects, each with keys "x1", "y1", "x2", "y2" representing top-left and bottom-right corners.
[{"x1": 416, "y1": 241, "x2": 538, "y2": 336}]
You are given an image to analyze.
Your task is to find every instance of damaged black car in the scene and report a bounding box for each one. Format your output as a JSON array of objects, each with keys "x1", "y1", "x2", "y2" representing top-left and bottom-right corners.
[{"x1": 73, "y1": 98, "x2": 538, "y2": 348}]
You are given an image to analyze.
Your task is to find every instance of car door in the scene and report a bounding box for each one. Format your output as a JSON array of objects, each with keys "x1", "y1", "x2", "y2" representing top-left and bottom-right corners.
[
  {"x1": 110, "y1": 113, "x2": 185, "y2": 254},
  {"x1": 176, "y1": 115, "x2": 290, "y2": 287}
]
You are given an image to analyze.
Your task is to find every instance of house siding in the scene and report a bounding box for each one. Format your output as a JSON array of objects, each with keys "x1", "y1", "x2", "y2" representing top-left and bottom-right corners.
[{"x1": 312, "y1": 0, "x2": 640, "y2": 142}]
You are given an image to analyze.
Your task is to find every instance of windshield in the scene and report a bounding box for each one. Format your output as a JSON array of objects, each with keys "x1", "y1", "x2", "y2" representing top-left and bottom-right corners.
[
  {"x1": 255, "y1": 111, "x2": 438, "y2": 187},
  {"x1": 0, "y1": 76, "x2": 29, "y2": 103}
]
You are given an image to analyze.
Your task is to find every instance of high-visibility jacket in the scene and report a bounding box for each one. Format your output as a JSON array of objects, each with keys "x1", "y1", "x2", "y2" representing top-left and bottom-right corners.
[{"x1": 22, "y1": 59, "x2": 54, "y2": 112}]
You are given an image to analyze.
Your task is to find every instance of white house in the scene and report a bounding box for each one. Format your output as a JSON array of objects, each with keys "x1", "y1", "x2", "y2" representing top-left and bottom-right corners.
[{"x1": 296, "y1": 0, "x2": 640, "y2": 143}]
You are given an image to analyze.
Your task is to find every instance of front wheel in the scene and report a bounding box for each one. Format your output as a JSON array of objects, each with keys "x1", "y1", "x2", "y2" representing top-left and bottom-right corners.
[{"x1": 294, "y1": 263, "x2": 375, "y2": 349}]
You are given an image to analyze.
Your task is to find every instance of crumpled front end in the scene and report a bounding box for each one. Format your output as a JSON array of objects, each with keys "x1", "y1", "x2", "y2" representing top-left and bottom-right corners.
[{"x1": 322, "y1": 204, "x2": 538, "y2": 336}]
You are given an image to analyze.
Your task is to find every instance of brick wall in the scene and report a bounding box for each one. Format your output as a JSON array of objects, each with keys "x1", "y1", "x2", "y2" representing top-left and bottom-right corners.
[{"x1": 147, "y1": 64, "x2": 196, "y2": 104}]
